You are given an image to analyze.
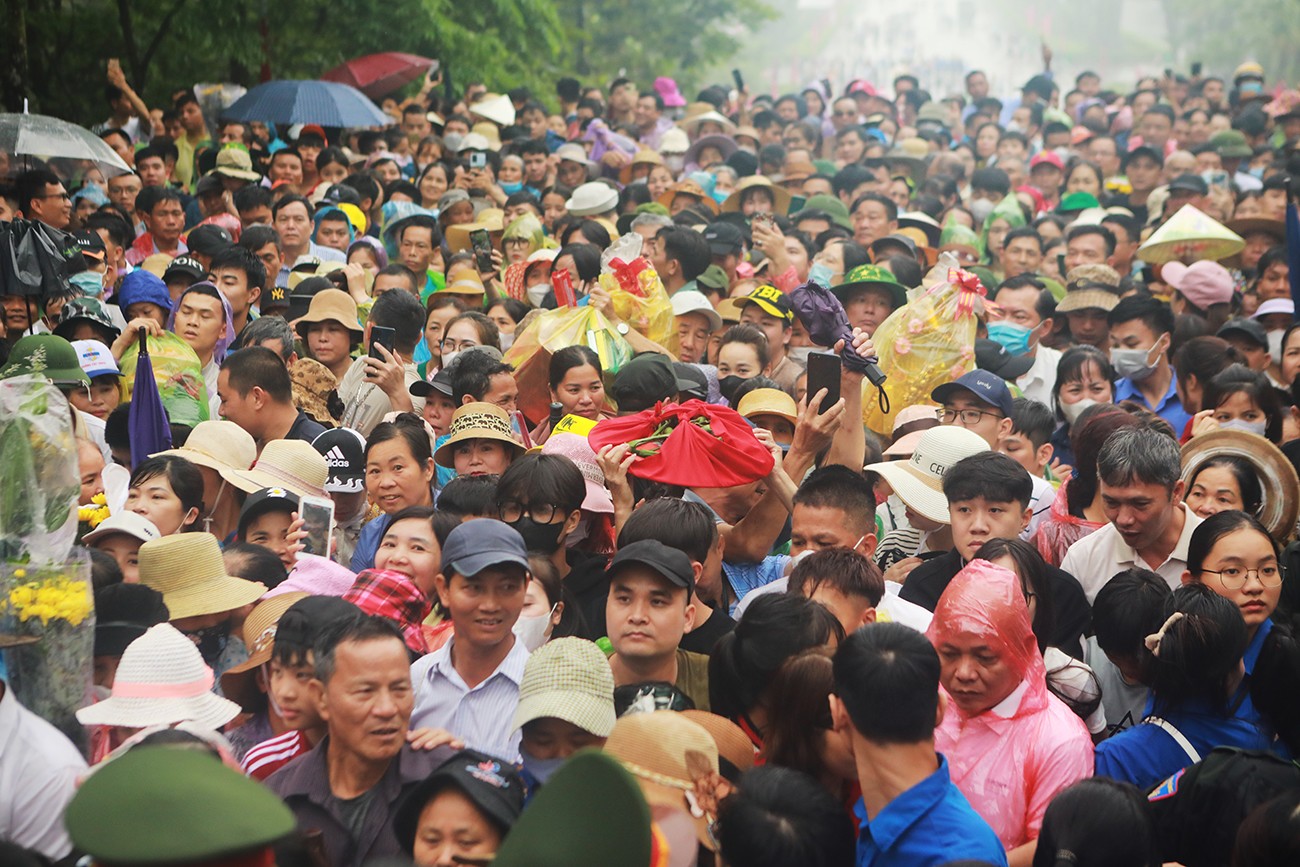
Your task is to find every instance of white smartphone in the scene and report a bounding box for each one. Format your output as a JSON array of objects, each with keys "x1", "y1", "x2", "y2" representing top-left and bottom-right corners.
[{"x1": 298, "y1": 495, "x2": 335, "y2": 559}]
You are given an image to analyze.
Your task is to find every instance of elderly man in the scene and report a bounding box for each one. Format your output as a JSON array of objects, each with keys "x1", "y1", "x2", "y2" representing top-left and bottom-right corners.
[{"x1": 267, "y1": 616, "x2": 456, "y2": 867}]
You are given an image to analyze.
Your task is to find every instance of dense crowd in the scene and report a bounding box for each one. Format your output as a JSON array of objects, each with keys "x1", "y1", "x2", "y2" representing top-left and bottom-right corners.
[{"x1": 3, "y1": 49, "x2": 1300, "y2": 867}]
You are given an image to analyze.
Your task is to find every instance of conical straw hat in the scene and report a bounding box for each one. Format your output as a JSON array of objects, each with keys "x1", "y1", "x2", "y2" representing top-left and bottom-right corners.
[{"x1": 1137, "y1": 205, "x2": 1245, "y2": 265}]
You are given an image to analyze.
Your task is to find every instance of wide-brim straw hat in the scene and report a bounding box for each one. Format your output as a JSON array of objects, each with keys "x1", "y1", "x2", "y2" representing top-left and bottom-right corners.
[
  {"x1": 76, "y1": 623, "x2": 241, "y2": 729},
  {"x1": 1180, "y1": 430, "x2": 1300, "y2": 542},
  {"x1": 656, "y1": 181, "x2": 720, "y2": 216},
  {"x1": 229, "y1": 440, "x2": 329, "y2": 499},
  {"x1": 138, "y1": 534, "x2": 268, "y2": 621},
  {"x1": 865, "y1": 426, "x2": 989, "y2": 524},
  {"x1": 434, "y1": 402, "x2": 526, "y2": 468},
  {"x1": 721, "y1": 175, "x2": 792, "y2": 216},
  {"x1": 619, "y1": 150, "x2": 665, "y2": 185},
  {"x1": 219, "y1": 592, "x2": 311, "y2": 711},
  {"x1": 511, "y1": 636, "x2": 616, "y2": 735},
  {"x1": 293, "y1": 288, "x2": 363, "y2": 341},
  {"x1": 152, "y1": 420, "x2": 259, "y2": 491}
]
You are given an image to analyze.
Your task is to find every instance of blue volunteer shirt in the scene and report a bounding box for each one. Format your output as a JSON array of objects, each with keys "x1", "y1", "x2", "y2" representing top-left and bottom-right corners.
[
  {"x1": 855, "y1": 755, "x2": 1007, "y2": 867},
  {"x1": 1114, "y1": 372, "x2": 1191, "y2": 434}
]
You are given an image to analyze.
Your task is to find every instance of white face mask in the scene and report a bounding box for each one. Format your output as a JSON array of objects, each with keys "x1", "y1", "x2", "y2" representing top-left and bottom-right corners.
[
  {"x1": 970, "y1": 198, "x2": 996, "y2": 223},
  {"x1": 1218, "y1": 418, "x2": 1268, "y2": 437},
  {"x1": 512, "y1": 604, "x2": 556, "y2": 652},
  {"x1": 787, "y1": 346, "x2": 816, "y2": 367},
  {"x1": 1061, "y1": 397, "x2": 1099, "y2": 425},
  {"x1": 664, "y1": 155, "x2": 686, "y2": 173},
  {"x1": 439, "y1": 350, "x2": 459, "y2": 370},
  {"x1": 499, "y1": 331, "x2": 515, "y2": 352},
  {"x1": 526, "y1": 282, "x2": 550, "y2": 308},
  {"x1": 1268, "y1": 330, "x2": 1284, "y2": 360}
]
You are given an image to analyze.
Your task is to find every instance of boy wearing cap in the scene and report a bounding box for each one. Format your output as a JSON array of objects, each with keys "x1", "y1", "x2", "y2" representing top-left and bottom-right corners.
[
  {"x1": 313, "y1": 428, "x2": 377, "y2": 567},
  {"x1": 739, "y1": 285, "x2": 801, "y2": 397},
  {"x1": 236, "y1": 487, "x2": 300, "y2": 572},
  {"x1": 605, "y1": 539, "x2": 710, "y2": 711},
  {"x1": 412, "y1": 520, "x2": 533, "y2": 761}
]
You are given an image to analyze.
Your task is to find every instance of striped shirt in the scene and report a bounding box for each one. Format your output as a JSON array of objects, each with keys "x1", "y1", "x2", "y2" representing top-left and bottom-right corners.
[
  {"x1": 241, "y1": 730, "x2": 310, "y2": 781},
  {"x1": 410, "y1": 636, "x2": 529, "y2": 763}
]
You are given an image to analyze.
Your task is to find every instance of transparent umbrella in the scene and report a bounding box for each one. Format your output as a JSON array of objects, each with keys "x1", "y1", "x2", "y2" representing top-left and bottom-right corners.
[{"x1": 0, "y1": 112, "x2": 132, "y2": 176}]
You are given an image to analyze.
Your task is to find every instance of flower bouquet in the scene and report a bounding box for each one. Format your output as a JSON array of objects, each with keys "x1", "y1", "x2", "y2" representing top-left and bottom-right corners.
[{"x1": 77, "y1": 493, "x2": 110, "y2": 542}]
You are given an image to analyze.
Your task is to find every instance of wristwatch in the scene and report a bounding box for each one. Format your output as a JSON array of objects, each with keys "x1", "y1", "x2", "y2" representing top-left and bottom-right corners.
[{"x1": 615, "y1": 322, "x2": 629, "y2": 335}]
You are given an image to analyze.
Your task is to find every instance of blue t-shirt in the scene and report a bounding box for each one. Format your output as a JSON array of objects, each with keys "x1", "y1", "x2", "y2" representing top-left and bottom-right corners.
[
  {"x1": 350, "y1": 512, "x2": 392, "y2": 573},
  {"x1": 1115, "y1": 372, "x2": 1191, "y2": 435},
  {"x1": 855, "y1": 754, "x2": 1007, "y2": 867}
]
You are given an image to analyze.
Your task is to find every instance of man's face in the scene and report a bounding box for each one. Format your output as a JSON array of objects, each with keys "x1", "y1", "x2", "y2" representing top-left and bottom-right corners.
[
  {"x1": 1002, "y1": 238, "x2": 1043, "y2": 280},
  {"x1": 402, "y1": 112, "x2": 431, "y2": 140},
  {"x1": 147, "y1": 198, "x2": 185, "y2": 246},
  {"x1": 399, "y1": 225, "x2": 435, "y2": 274},
  {"x1": 216, "y1": 369, "x2": 256, "y2": 431},
  {"x1": 210, "y1": 266, "x2": 258, "y2": 320},
  {"x1": 1067, "y1": 309, "x2": 1110, "y2": 347},
  {"x1": 739, "y1": 305, "x2": 790, "y2": 360},
  {"x1": 993, "y1": 285, "x2": 1043, "y2": 330},
  {"x1": 557, "y1": 159, "x2": 587, "y2": 189},
  {"x1": 1064, "y1": 232, "x2": 1110, "y2": 272},
  {"x1": 179, "y1": 101, "x2": 205, "y2": 134},
  {"x1": 634, "y1": 96, "x2": 660, "y2": 129},
  {"x1": 611, "y1": 83, "x2": 637, "y2": 111},
  {"x1": 950, "y1": 497, "x2": 1029, "y2": 561},
  {"x1": 843, "y1": 286, "x2": 896, "y2": 336},
  {"x1": 999, "y1": 430, "x2": 1049, "y2": 477},
  {"x1": 937, "y1": 632, "x2": 1022, "y2": 716},
  {"x1": 1087, "y1": 139, "x2": 1119, "y2": 176},
  {"x1": 966, "y1": 73, "x2": 989, "y2": 100},
  {"x1": 218, "y1": 123, "x2": 246, "y2": 146},
  {"x1": 1138, "y1": 113, "x2": 1172, "y2": 149},
  {"x1": 851, "y1": 200, "x2": 896, "y2": 246},
  {"x1": 434, "y1": 567, "x2": 528, "y2": 649},
  {"x1": 316, "y1": 217, "x2": 351, "y2": 252},
  {"x1": 1100, "y1": 478, "x2": 1182, "y2": 552},
  {"x1": 315, "y1": 636, "x2": 414, "y2": 763},
  {"x1": 136, "y1": 156, "x2": 169, "y2": 188},
  {"x1": 523, "y1": 151, "x2": 549, "y2": 184},
  {"x1": 522, "y1": 109, "x2": 548, "y2": 140},
  {"x1": 482, "y1": 372, "x2": 519, "y2": 417},
  {"x1": 1029, "y1": 166, "x2": 1062, "y2": 197},
  {"x1": 240, "y1": 203, "x2": 273, "y2": 228},
  {"x1": 606, "y1": 568, "x2": 694, "y2": 662},
  {"x1": 269, "y1": 154, "x2": 304, "y2": 188},
  {"x1": 27, "y1": 182, "x2": 71, "y2": 230},
  {"x1": 1203, "y1": 79, "x2": 1225, "y2": 105},
  {"x1": 675, "y1": 312, "x2": 711, "y2": 363},
  {"x1": 108, "y1": 174, "x2": 142, "y2": 213},
  {"x1": 1109, "y1": 318, "x2": 1165, "y2": 369},
  {"x1": 374, "y1": 273, "x2": 416, "y2": 297},
  {"x1": 940, "y1": 392, "x2": 1010, "y2": 448},
  {"x1": 1125, "y1": 156, "x2": 1162, "y2": 194},
  {"x1": 830, "y1": 98, "x2": 859, "y2": 131},
  {"x1": 174, "y1": 291, "x2": 225, "y2": 358},
  {"x1": 273, "y1": 202, "x2": 311, "y2": 250},
  {"x1": 790, "y1": 503, "x2": 873, "y2": 558},
  {"x1": 78, "y1": 440, "x2": 106, "y2": 505},
  {"x1": 252, "y1": 242, "x2": 281, "y2": 286}
]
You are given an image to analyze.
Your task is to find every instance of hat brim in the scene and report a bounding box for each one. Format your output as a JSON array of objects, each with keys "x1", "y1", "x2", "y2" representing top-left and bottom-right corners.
[
  {"x1": 864, "y1": 460, "x2": 951, "y2": 524},
  {"x1": 582, "y1": 479, "x2": 615, "y2": 514},
  {"x1": 674, "y1": 305, "x2": 722, "y2": 332},
  {"x1": 219, "y1": 644, "x2": 274, "y2": 711},
  {"x1": 833, "y1": 280, "x2": 907, "y2": 311},
  {"x1": 212, "y1": 167, "x2": 263, "y2": 182},
  {"x1": 981, "y1": 352, "x2": 1035, "y2": 380},
  {"x1": 151, "y1": 448, "x2": 260, "y2": 493},
  {"x1": 156, "y1": 576, "x2": 268, "y2": 621},
  {"x1": 227, "y1": 468, "x2": 326, "y2": 499},
  {"x1": 1055, "y1": 290, "x2": 1120, "y2": 313},
  {"x1": 447, "y1": 550, "x2": 530, "y2": 578},
  {"x1": 882, "y1": 429, "x2": 926, "y2": 457},
  {"x1": 1180, "y1": 431, "x2": 1300, "y2": 541},
  {"x1": 512, "y1": 688, "x2": 617, "y2": 736},
  {"x1": 434, "y1": 429, "x2": 527, "y2": 468},
  {"x1": 75, "y1": 691, "x2": 242, "y2": 730},
  {"x1": 740, "y1": 297, "x2": 792, "y2": 323}
]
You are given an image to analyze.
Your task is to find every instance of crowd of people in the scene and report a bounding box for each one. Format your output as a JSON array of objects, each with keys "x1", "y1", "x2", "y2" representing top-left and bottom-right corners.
[{"x1": 4, "y1": 49, "x2": 1300, "y2": 867}]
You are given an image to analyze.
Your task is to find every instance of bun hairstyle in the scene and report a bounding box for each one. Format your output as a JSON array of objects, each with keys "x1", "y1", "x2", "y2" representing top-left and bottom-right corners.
[{"x1": 1146, "y1": 584, "x2": 1248, "y2": 713}]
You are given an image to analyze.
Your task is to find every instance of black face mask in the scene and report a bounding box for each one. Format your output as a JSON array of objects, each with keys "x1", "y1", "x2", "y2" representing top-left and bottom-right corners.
[
  {"x1": 509, "y1": 516, "x2": 565, "y2": 554},
  {"x1": 184, "y1": 621, "x2": 231, "y2": 667},
  {"x1": 718, "y1": 375, "x2": 745, "y2": 403}
]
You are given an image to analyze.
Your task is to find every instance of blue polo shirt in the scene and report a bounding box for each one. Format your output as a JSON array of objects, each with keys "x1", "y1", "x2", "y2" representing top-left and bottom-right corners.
[
  {"x1": 1114, "y1": 371, "x2": 1191, "y2": 434},
  {"x1": 854, "y1": 755, "x2": 1007, "y2": 867}
]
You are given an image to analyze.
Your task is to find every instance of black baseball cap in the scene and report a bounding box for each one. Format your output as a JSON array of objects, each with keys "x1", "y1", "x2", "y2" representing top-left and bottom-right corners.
[
  {"x1": 393, "y1": 750, "x2": 525, "y2": 853},
  {"x1": 74, "y1": 229, "x2": 106, "y2": 260},
  {"x1": 610, "y1": 353, "x2": 695, "y2": 413},
  {"x1": 262, "y1": 283, "x2": 290, "y2": 311},
  {"x1": 702, "y1": 222, "x2": 744, "y2": 256},
  {"x1": 312, "y1": 428, "x2": 366, "y2": 494},
  {"x1": 673, "y1": 362, "x2": 708, "y2": 400},
  {"x1": 163, "y1": 254, "x2": 207, "y2": 285},
  {"x1": 410, "y1": 367, "x2": 454, "y2": 399},
  {"x1": 607, "y1": 539, "x2": 695, "y2": 595},
  {"x1": 1122, "y1": 145, "x2": 1164, "y2": 169},
  {"x1": 1168, "y1": 174, "x2": 1210, "y2": 196},
  {"x1": 187, "y1": 224, "x2": 234, "y2": 256},
  {"x1": 237, "y1": 487, "x2": 300, "y2": 537},
  {"x1": 1217, "y1": 317, "x2": 1268, "y2": 349},
  {"x1": 975, "y1": 338, "x2": 1035, "y2": 381}
]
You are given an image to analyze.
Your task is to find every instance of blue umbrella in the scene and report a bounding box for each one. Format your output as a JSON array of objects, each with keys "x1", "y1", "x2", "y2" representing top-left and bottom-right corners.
[
  {"x1": 128, "y1": 329, "x2": 172, "y2": 469},
  {"x1": 222, "y1": 80, "x2": 388, "y2": 128}
]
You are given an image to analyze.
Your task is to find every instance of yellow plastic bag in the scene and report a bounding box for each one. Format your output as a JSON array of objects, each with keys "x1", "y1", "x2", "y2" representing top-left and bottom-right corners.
[
  {"x1": 864, "y1": 254, "x2": 987, "y2": 436},
  {"x1": 598, "y1": 234, "x2": 675, "y2": 350},
  {"x1": 504, "y1": 305, "x2": 633, "y2": 423},
  {"x1": 119, "y1": 331, "x2": 210, "y2": 427}
]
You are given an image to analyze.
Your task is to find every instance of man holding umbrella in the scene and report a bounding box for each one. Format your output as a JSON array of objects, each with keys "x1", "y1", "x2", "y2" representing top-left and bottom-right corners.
[{"x1": 15, "y1": 169, "x2": 71, "y2": 231}]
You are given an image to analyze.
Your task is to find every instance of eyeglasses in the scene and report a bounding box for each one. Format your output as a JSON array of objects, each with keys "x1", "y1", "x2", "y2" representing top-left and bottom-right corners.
[
  {"x1": 35, "y1": 191, "x2": 71, "y2": 200},
  {"x1": 498, "y1": 500, "x2": 562, "y2": 524},
  {"x1": 1199, "y1": 566, "x2": 1282, "y2": 590},
  {"x1": 937, "y1": 408, "x2": 1002, "y2": 425},
  {"x1": 440, "y1": 338, "x2": 481, "y2": 353}
]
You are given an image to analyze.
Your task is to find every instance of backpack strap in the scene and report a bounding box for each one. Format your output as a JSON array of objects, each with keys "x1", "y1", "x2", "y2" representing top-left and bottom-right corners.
[{"x1": 1145, "y1": 715, "x2": 1202, "y2": 764}]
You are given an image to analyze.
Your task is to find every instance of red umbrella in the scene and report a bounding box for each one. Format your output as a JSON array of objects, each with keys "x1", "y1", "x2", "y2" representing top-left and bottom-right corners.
[{"x1": 321, "y1": 53, "x2": 435, "y2": 100}]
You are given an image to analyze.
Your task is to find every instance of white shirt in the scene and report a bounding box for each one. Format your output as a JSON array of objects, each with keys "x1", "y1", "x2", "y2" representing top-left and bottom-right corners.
[
  {"x1": 733, "y1": 576, "x2": 933, "y2": 632},
  {"x1": 410, "y1": 636, "x2": 530, "y2": 762},
  {"x1": 1016, "y1": 345, "x2": 1062, "y2": 408},
  {"x1": 0, "y1": 683, "x2": 87, "y2": 860},
  {"x1": 338, "y1": 357, "x2": 424, "y2": 438},
  {"x1": 1025, "y1": 474, "x2": 1055, "y2": 539},
  {"x1": 202, "y1": 359, "x2": 220, "y2": 422},
  {"x1": 1060, "y1": 504, "x2": 1203, "y2": 603}
]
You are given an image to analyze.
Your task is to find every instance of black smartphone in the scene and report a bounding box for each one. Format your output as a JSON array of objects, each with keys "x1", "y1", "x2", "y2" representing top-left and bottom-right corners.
[
  {"x1": 468, "y1": 151, "x2": 487, "y2": 170},
  {"x1": 732, "y1": 68, "x2": 745, "y2": 93},
  {"x1": 470, "y1": 228, "x2": 493, "y2": 272},
  {"x1": 806, "y1": 350, "x2": 841, "y2": 415},
  {"x1": 1191, "y1": 61, "x2": 1203, "y2": 77},
  {"x1": 369, "y1": 325, "x2": 395, "y2": 361}
]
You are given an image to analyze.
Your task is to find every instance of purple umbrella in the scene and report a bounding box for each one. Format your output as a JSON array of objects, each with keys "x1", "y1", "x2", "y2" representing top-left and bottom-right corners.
[{"x1": 128, "y1": 328, "x2": 171, "y2": 468}]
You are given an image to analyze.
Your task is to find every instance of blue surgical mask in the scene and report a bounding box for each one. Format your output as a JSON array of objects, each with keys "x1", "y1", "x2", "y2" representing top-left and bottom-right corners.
[
  {"x1": 808, "y1": 262, "x2": 834, "y2": 288},
  {"x1": 987, "y1": 321, "x2": 1032, "y2": 355},
  {"x1": 521, "y1": 748, "x2": 568, "y2": 785},
  {"x1": 69, "y1": 271, "x2": 104, "y2": 297},
  {"x1": 500, "y1": 181, "x2": 524, "y2": 195}
]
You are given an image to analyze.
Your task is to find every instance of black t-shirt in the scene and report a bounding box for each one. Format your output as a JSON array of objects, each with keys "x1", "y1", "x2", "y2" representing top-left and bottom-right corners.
[
  {"x1": 899, "y1": 548, "x2": 1092, "y2": 658},
  {"x1": 679, "y1": 604, "x2": 736, "y2": 656},
  {"x1": 564, "y1": 548, "x2": 614, "y2": 641},
  {"x1": 286, "y1": 410, "x2": 328, "y2": 444}
]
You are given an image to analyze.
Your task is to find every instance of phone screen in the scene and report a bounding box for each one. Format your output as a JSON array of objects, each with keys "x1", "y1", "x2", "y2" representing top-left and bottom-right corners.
[
  {"x1": 470, "y1": 229, "x2": 493, "y2": 272},
  {"x1": 806, "y1": 351, "x2": 841, "y2": 414},
  {"x1": 469, "y1": 151, "x2": 487, "y2": 170},
  {"x1": 298, "y1": 495, "x2": 335, "y2": 559},
  {"x1": 369, "y1": 325, "x2": 396, "y2": 361}
]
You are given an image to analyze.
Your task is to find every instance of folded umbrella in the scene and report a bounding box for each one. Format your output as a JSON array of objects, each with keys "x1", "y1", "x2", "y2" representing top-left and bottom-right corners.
[
  {"x1": 128, "y1": 329, "x2": 172, "y2": 469},
  {"x1": 223, "y1": 80, "x2": 388, "y2": 128}
]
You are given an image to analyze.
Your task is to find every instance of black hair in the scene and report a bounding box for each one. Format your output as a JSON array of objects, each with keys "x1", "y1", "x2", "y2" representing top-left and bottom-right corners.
[
  {"x1": 313, "y1": 614, "x2": 408, "y2": 683},
  {"x1": 555, "y1": 243, "x2": 602, "y2": 283},
  {"x1": 789, "y1": 548, "x2": 884, "y2": 607},
  {"x1": 220, "y1": 346, "x2": 292, "y2": 403},
  {"x1": 1172, "y1": 336, "x2": 1241, "y2": 406},
  {"x1": 1186, "y1": 509, "x2": 1277, "y2": 578},
  {"x1": 1031, "y1": 778, "x2": 1155, "y2": 867},
  {"x1": 618, "y1": 498, "x2": 718, "y2": 565},
  {"x1": 369, "y1": 286, "x2": 425, "y2": 355},
  {"x1": 1202, "y1": 363, "x2": 1284, "y2": 443},
  {"x1": 271, "y1": 193, "x2": 312, "y2": 221},
  {"x1": 884, "y1": 254, "x2": 923, "y2": 288},
  {"x1": 128, "y1": 455, "x2": 204, "y2": 531},
  {"x1": 1108, "y1": 293, "x2": 1175, "y2": 338},
  {"x1": 832, "y1": 622, "x2": 940, "y2": 743},
  {"x1": 138, "y1": 185, "x2": 182, "y2": 215},
  {"x1": 485, "y1": 297, "x2": 529, "y2": 328},
  {"x1": 14, "y1": 169, "x2": 62, "y2": 215},
  {"x1": 436, "y1": 476, "x2": 500, "y2": 518},
  {"x1": 1147, "y1": 583, "x2": 1249, "y2": 713},
  {"x1": 719, "y1": 323, "x2": 770, "y2": 370},
  {"x1": 85, "y1": 210, "x2": 132, "y2": 250},
  {"x1": 496, "y1": 454, "x2": 585, "y2": 515},
  {"x1": 657, "y1": 227, "x2": 711, "y2": 282},
  {"x1": 1101, "y1": 213, "x2": 1140, "y2": 245},
  {"x1": 971, "y1": 166, "x2": 1012, "y2": 196},
  {"x1": 560, "y1": 219, "x2": 612, "y2": 250},
  {"x1": 209, "y1": 244, "x2": 267, "y2": 293},
  {"x1": 1187, "y1": 457, "x2": 1264, "y2": 517},
  {"x1": 341, "y1": 173, "x2": 381, "y2": 205},
  {"x1": 848, "y1": 191, "x2": 898, "y2": 223},
  {"x1": 1092, "y1": 567, "x2": 1172, "y2": 661},
  {"x1": 1002, "y1": 224, "x2": 1044, "y2": 252},
  {"x1": 943, "y1": 451, "x2": 1033, "y2": 509},
  {"x1": 223, "y1": 541, "x2": 289, "y2": 590},
  {"x1": 709, "y1": 593, "x2": 844, "y2": 724},
  {"x1": 547, "y1": 345, "x2": 602, "y2": 390},
  {"x1": 717, "y1": 766, "x2": 856, "y2": 867},
  {"x1": 88, "y1": 547, "x2": 125, "y2": 591},
  {"x1": 1052, "y1": 345, "x2": 1116, "y2": 421},
  {"x1": 791, "y1": 466, "x2": 877, "y2": 532},
  {"x1": 1098, "y1": 427, "x2": 1183, "y2": 491},
  {"x1": 450, "y1": 352, "x2": 514, "y2": 403},
  {"x1": 1067, "y1": 222, "x2": 1117, "y2": 257},
  {"x1": 1009, "y1": 397, "x2": 1054, "y2": 449},
  {"x1": 443, "y1": 311, "x2": 500, "y2": 351},
  {"x1": 365, "y1": 412, "x2": 434, "y2": 465},
  {"x1": 234, "y1": 185, "x2": 274, "y2": 217}
]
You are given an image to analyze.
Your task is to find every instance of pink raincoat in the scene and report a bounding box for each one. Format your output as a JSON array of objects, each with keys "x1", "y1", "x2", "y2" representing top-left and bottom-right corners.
[
  {"x1": 1031, "y1": 480, "x2": 1105, "y2": 568},
  {"x1": 927, "y1": 559, "x2": 1093, "y2": 849}
]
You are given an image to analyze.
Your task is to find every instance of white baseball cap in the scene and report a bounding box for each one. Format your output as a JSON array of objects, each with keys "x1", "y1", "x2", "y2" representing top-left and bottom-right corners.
[
  {"x1": 865, "y1": 426, "x2": 990, "y2": 524},
  {"x1": 1252, "y1": 298, "x2": 1295, "y2": 320},
  {"x1": 671, "y1": 290, "x2": 723, "y2": 332},
  {"x1": 82, "y1": 512, "x2": 163, "y2": 546},
  {"x1": 71, "y1": 339, "x2": 120, "y2": 379}
]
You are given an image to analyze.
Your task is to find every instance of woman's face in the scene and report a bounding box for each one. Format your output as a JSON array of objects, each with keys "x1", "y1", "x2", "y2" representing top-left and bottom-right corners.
[
  {"x1": 1211, "y1": 390, "x2": 1266, "y2": 430},
  {"x1": 366, "y1": 438, "x2": 434, "y2": 513},
  {"x1": 975, "y1": 125, "x2": 1000, "y2": 159},
  {"x1": 1281, "y1": 330, "x2": 1300, "y2": 387},
  {"x1": 453, "y1": 439, "x2": 512, "y2": 477},
  {"x1": 411, "y1": 788, "x2": 502, "y2": 867},
  {"x1": 375, "y1": 517, "x2": 441, "y2": 589},
  {"x1": 986, "y1": 218, "x2": 1012, "y2": 260},
  {"x1": 487, "y1": 303, "x2": 519, "y2": 335},
  {"x1": 348, "y1": 246, "x2": 380, "y2": 276},
  {"x1": 1194, "y1": 526, "x2": 1280, "y2": 632},
  {"x1": 425, "y1": 306, "x2": 462, "y2": 364},
  {"x1": 126, "y1": 472, "x2": 196, "y2": 536},
  {"x1": 551, "y1": 362, "x2": 604, "y2": 419},
  {"x1": 1057, "y1": 362, "x2": 1113, "y2": 410},
  {"x1": 814, "y1": 240, "x2": 846, "y2": 285},
  {"x1": 498, "y1": 159, "x2": 523, "y2": 183},
  {"x1": 887, "y1": 178, "x2": 911, "y2": 212},
  {"x1": 318, "y1": 161, "x2": 348, "y2": 187},
  {"x1": 1185, "y1": 464, "x2": 1245, "y2": 520},
  {"x1": 718, "y1": 342, "x2": 762, "y2": 379},
  {"x1": 443, "y1": 319, "x2": 486, "y2": 356},
  {"x1": 804, "y1": 91, "x2": 825, "y2": 117},
  {"x1": 1066, "y1": 166, "x2": 1101, "y2": 197},
  {"x1": 68, "y1": 378, "x2": 122, "y2": 420},
  {"x1": 420, "y1": 166, "x2": 449, "y2": 207},
  {"x1": 422, "y1": 395, "x2": 458, "y2": 438},
  {"x1": 541, "y1": 193, "x2": 568, "y2": 230},
  {"x1": 646, "y1": 166, "x2": 674, "y2": 200},
  {"x1": 553, "y1": 255, "x2": 582, "y2": 290},
  {"x1": 503, "y1": 237, "x2": 531, "y2": 265}
]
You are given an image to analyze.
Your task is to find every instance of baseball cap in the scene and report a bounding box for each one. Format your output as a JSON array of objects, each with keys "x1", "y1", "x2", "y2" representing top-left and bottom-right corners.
[
  {"x1": 606, "y1": 539, "x2": 695, "y2": 595},
  {"x1": 610, "y1": 353, "x2": 694, "y2": 413},
  {"x1": 237, "y1": 487, "x2": 301, "y2": 537},
  {"x1": 262, "y1": 284, "x2": 290, "y2": 311},
  {"x1": 393, "y1": 750, "x2": 525, "y2": 852},
  {"x1": 163, "y1": 254, "x2": 206, "y2": 285},
  {"x1": 740, "y1": 284, "x2": 794, "y2": 323},
  {"x1": 931, "y1": 369, "x2": 1015, "y2": 417},
  {"x1": 702, "y1": 222, "x2": 744, "y2": 256},
  {"x1": 70, "y1": 339, "x2": 121, "y2": 379},
  {"x1": 440, "y1": 519, "x2": 529, "y2": 578},
  {"x1": 1217, "y1": 318, "x2": 1268, "y2": 349},
  {"x1": 1030, "y1": 151, "x2": 1064, "y2": 171},
  {"x1": 1123, "y1": 144, "x2": 1164, "y2": 169},
  {"x1": 865, "y1": 426, "x2": 991, "y2": 523},
  {"x1": 187, "y1": 224, "x2": 234, "y2": 256},
  {"x1": 81, "y1": 512, "x2": 163, "y2": 546},
  {"x1": 74, "y1": 229, "x2": 106, "y2": 260},
  {"x1": 882, "y1": 403, "x2": 941, "y2": 457},
  {"x1": 975, "y1": 338, "x2": 1035, "y2": 381},
  {"x1": 312, "y1": 428, "x2": 367, "y2": 494},
  {"x1": 1168, "y1": 173, "x2": 1210, "y2": 196},
  {"x1": 117, "y1": 269, "x2": 173, "y2": 312},
  {"x1": 1162, "y1": 261, "x2": 1234, "y2": 310},
  {"x1": 672, "y1": 362, "x2": 708, "y2": 401},
  {"x1": 409, "y1": 366, "x2": 454, "y2": 399},
  {"x1": 671, "y1": 290, "x2": 723, "y2": 331}
]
